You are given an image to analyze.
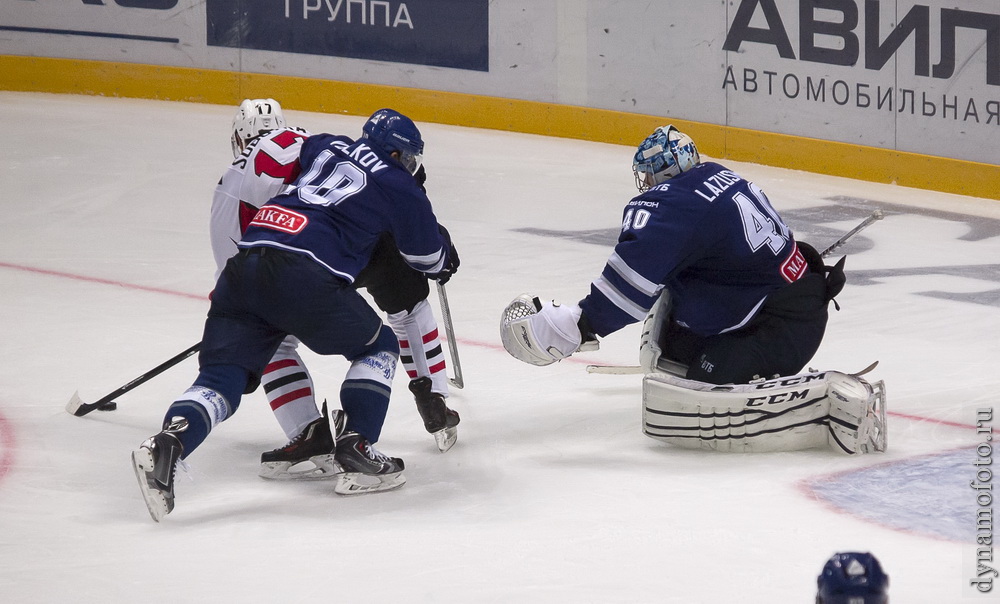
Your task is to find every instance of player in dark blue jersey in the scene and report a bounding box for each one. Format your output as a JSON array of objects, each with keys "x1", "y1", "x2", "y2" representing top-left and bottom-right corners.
[
  {"x1": 132, "y1": 109, "x2": 456, "y2": 521},
  {"x1": 502, "y1": 125, "x2": 845, "y2": 385}
]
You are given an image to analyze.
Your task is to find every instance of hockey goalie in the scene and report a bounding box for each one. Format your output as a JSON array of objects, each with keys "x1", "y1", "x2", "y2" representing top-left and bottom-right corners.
[
  {"x1": 499, "y1": 124, "x2": 886, "y2": 456},
  {"x1": 501, "y1": 292, "x2": 885, "y2": 455}
]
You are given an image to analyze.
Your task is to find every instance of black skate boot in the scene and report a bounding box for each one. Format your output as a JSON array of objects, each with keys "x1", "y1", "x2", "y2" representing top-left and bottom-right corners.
[
  {"x1": 333, "y1": 431, "x2": 405, "y2": 495},
  {"x1": 408, "y1": 377, "x2": 460, "y2": 452},
  {"x1": 259, "y1": 401, "x2": 342, "y2": 480},
  {"x1": 131, "y1": 416, "x2": 187, "y2": 522}
]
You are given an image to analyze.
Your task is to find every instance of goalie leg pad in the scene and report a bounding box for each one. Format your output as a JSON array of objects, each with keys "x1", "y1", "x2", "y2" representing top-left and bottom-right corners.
[
  {"x1": 642, "y1": 370, "x2": 887, "y2": 454},
  {"x1": 639, "y1": 290, "x2": 689, "y2": 377},
  {"x1": 643, "y1": 372, "x2": 832, "y2": 453},
  {"x1": 827, "y1": 372, "x2": 887, "y2": 454}
]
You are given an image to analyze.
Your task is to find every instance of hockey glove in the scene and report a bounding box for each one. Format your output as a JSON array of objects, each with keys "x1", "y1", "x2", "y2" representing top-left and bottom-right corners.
[
  {"x1": 414, "y1": 164, "x2": 427, "y2": 193},
  {"x1": 825, "y1": 255, "x2": 846, "y2": 301},
  {"x1": 432, "y1": 224, "x2": 460, "y2": 284},
  {"x1": 500, "y1": 295, "x2": 584, "y2": 366},
  {"x1": 799, "y1": 241, "x2": 846, "y2": 303}
]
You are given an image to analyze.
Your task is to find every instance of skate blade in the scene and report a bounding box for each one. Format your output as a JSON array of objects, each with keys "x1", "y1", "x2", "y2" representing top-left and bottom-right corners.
[
  {"x1": 334, "y1": 471, "x2": 406, "y2": 495},
  {"x1": 432, "y1": 426, "x2": 458, "y2": 453},
  {"x1": 259, "y1": 455, "x2": 342, "y2": 480},
  {"x1": 131, "y1": 448, "x2": 169, "y2": 522}
]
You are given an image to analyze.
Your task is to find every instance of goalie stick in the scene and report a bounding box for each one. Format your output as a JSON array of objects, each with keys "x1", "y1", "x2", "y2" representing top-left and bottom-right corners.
[
  {"x1": 588, "y1": 360, "x2": 881, "y2": 376},
  {"x1": 587, "y1": 209, "x2": 886, "y2": 376},
  {"x1": 586, "y1": 364, "x2": 644, "y2": 375},
  {"x1": 437, "y1": 282, "x2": 464, "y2": 389},
  {"x1": 819, "y1": 209, "x2": 885, "y2": 258},
  {"x1": 66, "y1": 342, "x2": 201, "y2": 417}
]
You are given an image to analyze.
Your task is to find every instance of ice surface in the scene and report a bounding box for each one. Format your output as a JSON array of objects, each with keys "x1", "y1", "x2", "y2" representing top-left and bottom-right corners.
[{"x1": 1, "y1": 92, "x2": 998, "y2": 602}]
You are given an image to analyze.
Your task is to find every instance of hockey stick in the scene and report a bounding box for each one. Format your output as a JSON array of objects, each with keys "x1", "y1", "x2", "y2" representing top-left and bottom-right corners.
[
  {"x1": 66, "y1": 342, "x2": 201, "y2": 417},
  {"x1": 436, "y1": 282, "x2": 464, "y2": 389},
  {"x1": 820, "y1": 209, "x2": 885, "y2": 258},
  {"x1": 586, "y1": 364, "x2": 644, "y2": 375},
  {"x1": 586, "y1": 210, "x2": 886, "y2": 376}
]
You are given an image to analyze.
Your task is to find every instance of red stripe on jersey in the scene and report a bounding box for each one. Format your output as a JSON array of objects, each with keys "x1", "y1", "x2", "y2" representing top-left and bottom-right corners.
[
  {"x1": 422, "y1": 329, "x2": 439, "y2": 344},
  {"x1": 265, "y1": 359, "x2": 299, "y2": 374},
  {"x1": 238, "y1": 201, "x2": 259, "y2": 236},
  {"x1": 429, "y1": 361, "x2": 447, "y2": 374},
  {"x1": 268, "y1": 387, "x2": 312, "y2": 411},
  {"x1": 398, "y1": 339, "x2": 410, "y2": 349},
  {"x1": 253, "y1": 135, "x2": 303, "y2": 181},
  {"x1": 405, "y1": 369, "x2": 418, "y2": 379}
]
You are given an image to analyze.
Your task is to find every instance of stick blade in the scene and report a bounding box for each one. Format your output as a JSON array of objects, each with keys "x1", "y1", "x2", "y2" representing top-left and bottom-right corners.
[
  {"x1": 66, "y1": 391, "x2": 89, "y2": 416},
  {"x1": 585, "y1": 365, "x2": 644, "y2": 375}
]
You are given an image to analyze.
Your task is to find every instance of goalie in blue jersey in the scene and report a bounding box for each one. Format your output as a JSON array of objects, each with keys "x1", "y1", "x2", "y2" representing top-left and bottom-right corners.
[
  {"x1": 502, "y1": 126, "x2": 885, "y2": 455},
  {"x1": 503, "y1": 124, "x2": 844, "y2": 383}
]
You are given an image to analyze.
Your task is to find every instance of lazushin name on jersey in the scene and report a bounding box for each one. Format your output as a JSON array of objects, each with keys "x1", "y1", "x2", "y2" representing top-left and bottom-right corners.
[{"x1": 693, "y1": 169, "x2": 744, "y2": 202}]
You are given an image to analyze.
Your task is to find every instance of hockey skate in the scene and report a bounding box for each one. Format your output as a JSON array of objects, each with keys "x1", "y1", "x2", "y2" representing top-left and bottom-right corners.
[
  {"x1": 259, "y1": 402, "x2": 343, "y2": 480},
  {"x1": 131, "y1": 416, "x2": 187, "y2": 522},
  {"x1": 409, "y1": 377, "x2": 460, "y2": 452},
  {"x1": 333, "y1": 431, "x2": 406, "y2": 495}
]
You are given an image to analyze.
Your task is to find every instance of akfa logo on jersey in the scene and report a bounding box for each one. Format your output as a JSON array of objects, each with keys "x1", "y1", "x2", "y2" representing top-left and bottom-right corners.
[{"x1": 249, "y1": 205, "x2": 308, "y2": 234}]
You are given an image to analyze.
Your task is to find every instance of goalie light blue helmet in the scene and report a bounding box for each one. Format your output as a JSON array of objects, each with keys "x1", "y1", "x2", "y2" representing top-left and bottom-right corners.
[
  {"x1": 361, "y1": 108, "x2": 424, "y2": 175},
  {"x1": 816, "y1": 552, "x2": 889, "y2": 604},
  {"x1": 632, "y1": 125, "x2": 700, "y2": 191}
]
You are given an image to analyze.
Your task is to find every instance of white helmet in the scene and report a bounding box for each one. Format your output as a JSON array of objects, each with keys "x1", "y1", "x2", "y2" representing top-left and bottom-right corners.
[
  {"x1": 231, "y1": 98, "x2": 286, "y2": 158},
  {"x1": 632, "y1": 125, "x2": 700, "y2": 191}
]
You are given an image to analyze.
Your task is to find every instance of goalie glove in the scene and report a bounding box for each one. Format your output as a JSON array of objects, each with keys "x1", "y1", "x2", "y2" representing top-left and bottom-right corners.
[{"x1": 500, "y1": 294, "x2": 595, "y2": 366}]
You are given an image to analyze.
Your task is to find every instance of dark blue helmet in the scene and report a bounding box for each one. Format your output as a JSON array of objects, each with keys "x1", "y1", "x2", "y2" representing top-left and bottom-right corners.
[
  {"x1": 817, "y1": 552, "x2": 889, "y2": 604},
  {"x1": 361, "y1": 108, "x2": 424, "y2": 175}
]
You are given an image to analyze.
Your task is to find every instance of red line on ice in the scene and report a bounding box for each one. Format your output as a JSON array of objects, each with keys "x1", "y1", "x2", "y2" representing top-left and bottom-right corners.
[
  {"x1": 0, "y1": 410, "x2": 15, "y2": 484},
  {"x1": 1, "y1": 262, "x2": 978, "y2": 433},
  {"x1": 888, "y1": 410, "x2": 973, "y2": 430},
  {"x1": 0, "y1": 261, "x2": 206, "y2": 301}
]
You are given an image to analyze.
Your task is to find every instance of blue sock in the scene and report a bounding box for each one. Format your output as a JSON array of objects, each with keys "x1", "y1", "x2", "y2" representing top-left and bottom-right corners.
[
  {"x1": 164, "y1": 364, "x2": 249, "y2": 458},
  {"x1": 341, "y1": 326, "x2": 398, "y2": 442}
]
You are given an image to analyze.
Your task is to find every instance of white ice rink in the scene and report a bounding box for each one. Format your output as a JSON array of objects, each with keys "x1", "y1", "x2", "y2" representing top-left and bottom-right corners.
[{"x1": 2, "y1": 92, "x2": 999, "y2": 602}]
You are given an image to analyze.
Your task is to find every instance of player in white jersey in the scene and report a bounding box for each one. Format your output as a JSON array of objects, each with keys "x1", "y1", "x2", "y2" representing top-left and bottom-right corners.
[{"x1": 210, "y1": 100, "x2": 460, "y2": 480}]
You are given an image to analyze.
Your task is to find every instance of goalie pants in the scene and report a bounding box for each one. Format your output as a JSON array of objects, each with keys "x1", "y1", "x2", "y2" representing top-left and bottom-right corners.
[{"x1": 662, "y1": 270, "x2": 830, "y2": 385}]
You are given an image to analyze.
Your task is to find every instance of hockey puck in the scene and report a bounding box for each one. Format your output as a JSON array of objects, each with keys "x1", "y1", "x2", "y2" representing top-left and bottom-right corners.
[{"x1": 98, "y1": 401, "x2": 118, "y2": 411}]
